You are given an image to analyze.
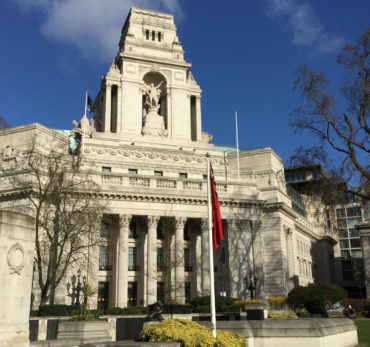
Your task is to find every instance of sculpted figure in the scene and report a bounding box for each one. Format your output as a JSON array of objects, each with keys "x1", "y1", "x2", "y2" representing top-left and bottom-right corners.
[{"x1": 143, "y1": 82, "x2": 163, "y2": 112}]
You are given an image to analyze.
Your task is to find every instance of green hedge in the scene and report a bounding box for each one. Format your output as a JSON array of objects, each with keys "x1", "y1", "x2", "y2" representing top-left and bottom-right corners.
[
  {"x1": 105, "y1": 306, "x2": 149, "y2": 315},
  {"x1": 32, "y1": 305, "x2": 103, "y2": 317},
  {"x1": 286, "y1": 283, "x2": 347, "y2": 316},
  {"x1": 190, "y1": 295, "x2": 236, "y2": 313}
]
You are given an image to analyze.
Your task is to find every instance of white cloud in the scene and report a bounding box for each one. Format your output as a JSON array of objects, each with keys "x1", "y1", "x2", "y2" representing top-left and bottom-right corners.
[
  {"x1": 266, "y1": 0, "x2": 345, "y2": 54},
  {"x1": 12, "y1": 0, "x2": 183, "y2": 61}
]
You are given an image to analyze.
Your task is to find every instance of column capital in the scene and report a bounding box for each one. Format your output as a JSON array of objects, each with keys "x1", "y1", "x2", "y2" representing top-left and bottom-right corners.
[
  {"x1": 227, "y1": 219, "x2": 236, "y2": 230},
  {"x1": 118, "y1": 214, "x2": 132, "y2": 228},
  {"x1": 174, "y1": 217, "x2": 186, "y2": 228},
  {"x1": 106, "y1": 81, "x2": 113, "y2": 89},
  {"x1": 201, "y1": 218, "x2": 208, "y2": 230},
  {"x1": 147, "y1": 215, "x2": 160, "y2": 229}
]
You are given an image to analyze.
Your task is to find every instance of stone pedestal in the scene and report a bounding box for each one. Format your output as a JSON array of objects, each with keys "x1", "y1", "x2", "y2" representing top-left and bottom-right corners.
[
  {"x1": 0, "y1": 211, "x2": 35, "y2": 347},
  {"x1": 57, "y1": 320, "x2": 111, "y2": 343}
]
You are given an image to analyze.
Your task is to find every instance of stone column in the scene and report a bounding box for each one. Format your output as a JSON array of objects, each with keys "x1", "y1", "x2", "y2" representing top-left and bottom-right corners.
[
  {"x1": 201, "y1": 218, "x2": 210, "y2": 295},
  {"x1": 174, "y1": 217, "x2": 186, "y2": 303},
  {"x1": 147, "y1": 216, "x2": 159, "y2": 305},
  {"x1": 116, "y1": 215, "x2": 131, "y2": 307},
  {"x1": 116, "y1": 84, "x2": 122, "y2": 133},
  {"x1": 195, "y1": 96, "x2": 202, "y2": 141},
  {"x1": 104, "y1": 82, "x2": 112, "y2": 133},
  {"x1": 192, "y1": 230, "x2": 202, "y2": 298},
  {"x1": 357, "y1": 222, "x2": 370, "y2": 298}
]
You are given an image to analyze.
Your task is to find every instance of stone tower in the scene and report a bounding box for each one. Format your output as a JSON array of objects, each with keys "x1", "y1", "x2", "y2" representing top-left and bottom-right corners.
[{"x1": 92, "y1": 8, "x2": 205, "y2": 146}]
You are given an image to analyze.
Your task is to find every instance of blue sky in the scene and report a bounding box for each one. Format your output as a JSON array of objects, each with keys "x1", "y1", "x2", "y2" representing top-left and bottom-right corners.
[{"x1": 0, "y1": 0, "x2": 369, "y2": 164}]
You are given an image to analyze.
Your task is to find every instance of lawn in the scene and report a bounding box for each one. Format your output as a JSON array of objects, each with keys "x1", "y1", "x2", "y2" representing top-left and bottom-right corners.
[{"x1": 355, "y1": 320, "x2": 370, "y2": 347}]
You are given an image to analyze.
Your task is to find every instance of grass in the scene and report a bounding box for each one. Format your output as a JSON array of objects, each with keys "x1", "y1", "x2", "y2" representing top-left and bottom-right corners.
[{"x1": 355, "y1": 320, "x2": 370, "y2": 347}]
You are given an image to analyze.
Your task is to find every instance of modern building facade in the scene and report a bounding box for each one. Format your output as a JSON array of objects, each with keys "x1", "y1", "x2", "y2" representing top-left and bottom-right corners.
[{"x1": 0, "y1": 8, "x2": 340, "y2": 309}]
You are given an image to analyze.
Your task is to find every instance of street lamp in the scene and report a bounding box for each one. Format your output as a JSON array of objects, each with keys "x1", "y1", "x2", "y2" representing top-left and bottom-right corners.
[
  {"x1": 75, "y1": 269, "x2": 82, "y2": 307},
  {"x1": 245, "y1": 270, "x2": 257, "y2": 300}
]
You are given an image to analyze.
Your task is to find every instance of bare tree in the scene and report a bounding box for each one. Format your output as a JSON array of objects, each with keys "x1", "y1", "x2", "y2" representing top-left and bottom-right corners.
[
  {"x1": 290, "y1": 28, "x2": 369, "y2": 198},
  {"x1": 2, "y1": 135, "x2": 104, "y2": 305}
]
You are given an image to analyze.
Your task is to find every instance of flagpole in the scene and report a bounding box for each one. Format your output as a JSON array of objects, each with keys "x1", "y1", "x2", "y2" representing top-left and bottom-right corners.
[
  {"x1": 206, "y1": 153, "x2": 217, "y2": 338},
  {"x1": 235, "y1": 110, "x2": 240, "y2": 181},
  {"x1": 82, "y1": 90, "x2": 88, "y2": 164}
]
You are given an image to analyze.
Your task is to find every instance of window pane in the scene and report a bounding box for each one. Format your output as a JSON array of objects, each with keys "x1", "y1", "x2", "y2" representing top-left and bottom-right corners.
[
  {"x1": 336, "y1": 209, "x2": 346, "y2": 218},
  {"x1": 102, "y1": 166, "x2": 111, "y2": 172},
  {"x1": 340, "y1": 239, "x2": 349, "y2": 248},
  {"x1": 341, "y1": 250, "x2": 350, "y2": 259},
  {"x1": 350, "y1": 239, "x2": 361, "y2": 248},
  {"x1": 346, "y1": 207, "x2": 361, "y2": 217},
  {"x1": 128, "y1": 282, "x2": 137, "y2": 306},
  {"x1": 157, "y1": 248, "x2": 164, "y2": 270},
  {"x1": 128, "y1": 247, "x2": 137, "y2": 270},
  {"x1": 349, "y1": 228, "x2": 359, "y2": 238},
  {"x1": 338, "y1": 229, "x2": 348, "y2": 238},
  {"x1": 179, "y1": 173, "x2": 187, "y2": 178},
  {"x1": 154, "y1": 171, "x2": 163, "y2": 176},
  {"x1": 99, "y1": 246, "x2": 109, "y2": 270},
  {"x1": 337, "y1": 219, "x2": 347, "y2": 228},
  {"x1": 351, "y1": 250, "x2": 363, "y2": 259},
  {"x1": 129, "y1": 168, "x2": 137, "y2": 174},
  {"x1": 347, "y1": 218, "x2": 362, "y2": 228},
  {"x1": 128, "y1": 220, "x2": 137, "y2": 239}
]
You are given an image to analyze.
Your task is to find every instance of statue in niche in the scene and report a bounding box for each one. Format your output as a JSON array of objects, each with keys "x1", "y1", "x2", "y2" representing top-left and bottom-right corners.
[
  {"x1": 143, "y1": 81, "x2": 163, "y2": 113},
  {"x1": 141, "y1": 80, "x2": 168, "y2": 137}
]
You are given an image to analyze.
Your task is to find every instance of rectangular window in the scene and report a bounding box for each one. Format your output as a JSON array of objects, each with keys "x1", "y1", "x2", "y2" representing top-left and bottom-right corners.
[
  {"x1": 338, "y1": 229, "x2": 348, "y2": 238},
  {"x1": 157, "y1": 248, "x2": 164, "y2": 271},
  {"x1": 102, "y1": 167, "x2": 111, "y2": 172},
  {"x1": 336, "y1": 208, "x2": 346, "y2": 219},
  {"x1": 158, "y1": 32, "x2": 162, "y2": 42},
  {"x1": 185, "y1": 282, "x2": 191, "y2": 303},
  {"x1": 100, "y1": 221, "x2": 109, "y2": 238},
  {"x1": 349, "y1": 228, "x2": 359, "y2": 238},
  {"x1": 341, "y1": 250, "x2": 351, "y2": 259},
  {"x1": 129, "y1": 168, "x2": 137, "y2": 174},
  {"x1": 157, "y1": 221, "x2": 164, "y2": 240},
  {"x1": 146, "y1": 30, "x2": 149, "y2": 40},
  {"x1": 184, "y1": 222, "x2": 190, "y2": 241},
  {"x1": 350, "y1": 239, "x2": 361, "y2": 248},
  {"x1": 347, "y1": 217, "x2": 362, "y2": 228},
  {"x1": 340, "y1": 239, "x2": 349, "y2": 249},
  {"x1": 154, "y1": 171, "x2": 163, "y2": 176},
  {"x1": 179, "y1": 173, "x2": 188, "y2": 178},
  {"x1": 128, "y1": 282, "x2": 137, "y2": 306},
  {"x1": 128, "y1": 247, "x2": 137, "y2": 270},
  {"x1": 98, "y1": 281, "x2": 109, "y2": 312},
  {"x1": 351, "y1": 250, "x2": 363, "y2": 259},
  {"x1": 346, "y1": 207, "x2": 361, "y2": 217},
  {"x1": 99, "y1": 246, "x2": 110, "y2": 271},
  {"x1": 128, "y1": 220, "x2": 137, "y2": 239},
  {"x1": 184, "y1": 248, "x2": 191, "y2": 272},
  {"x1": 203, "y1": 174, "x2": 207, "y2": 180},
  {"x1": 157, "y1": 282, "x2": 165, "y2": 302}
]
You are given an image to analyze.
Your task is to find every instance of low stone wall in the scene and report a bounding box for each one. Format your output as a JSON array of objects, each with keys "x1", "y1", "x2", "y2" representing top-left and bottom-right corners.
[{"x1": 199, "y1": 318, "x2": 358, "y2": 347}]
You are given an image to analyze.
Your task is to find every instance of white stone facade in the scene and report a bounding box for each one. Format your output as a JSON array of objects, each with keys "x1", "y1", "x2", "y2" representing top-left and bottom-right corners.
[{"x1": 0, "y1": 8, "x2": 335, "y2": 309}]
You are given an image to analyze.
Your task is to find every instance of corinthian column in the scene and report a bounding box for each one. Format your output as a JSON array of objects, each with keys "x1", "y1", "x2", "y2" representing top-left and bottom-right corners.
[
  {"x1": 175, "y1": 217, "x2": 186, "y2": 303},
  {"x1": 117, "y1": 214, "x2": 131, "y2": 307},
  {"x1": 201, "y1": 218, "x2": 210, "y2": 295},
  {"x1": 147, "y1": 216, "x2": 159, "y2": 305}
]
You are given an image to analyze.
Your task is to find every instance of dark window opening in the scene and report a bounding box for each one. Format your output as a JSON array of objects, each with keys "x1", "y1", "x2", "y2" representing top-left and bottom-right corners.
[
  {"x1": 190, "y1": 95, "x2": 197, "y2": 141},
  {"x1": 128, "y1": 247, "x2": 138, "y2": 271},
  {"x1": 102, "y1": 167, "x2": 111, "y2": 172},
  {"x1": 128, "y1": 220, "x2": 137, "y2": 239},
  {"x1": 158, "y1": 32, "x2": 161, "y2": 42},
  {"x1": 146, "y1": 30, "x2": 149, "y2": 40},
  {"x1": 111, "y1": 85, "x2": 118, "y2": 133},
  {"x1": 157, "y1": 282, "x2": 165, "y2": 302},
  {"x1": 179, "y1": 173, "x2": 188, "y2": 179},
  {"x1": 152, "y1": 31, "x2": 155, "y2": 41},
  {"x1": 128, "y1": 282, "x2": 137, "y2": 306},
  {"x1": 157, "y1": 221, "x2": 164, "y2": 240},
  {"x1": 129, "y1": 168, "x2": 138, "y2": 175},
  {"x1": 98, "y1": 281, "x2": 109, "y2": 312},
  {"x1": 157, "y1": 248, "x2": 164, "y2": 271},
  {"x1": 99, "y1": 246, "x2": 111, "y2": 271},
  {"x1": 185, "y1": 282, "x2": 191, "y2": 303},
  {"x1": 155, "y1": 171, "x2": 163, "y2": 176}
]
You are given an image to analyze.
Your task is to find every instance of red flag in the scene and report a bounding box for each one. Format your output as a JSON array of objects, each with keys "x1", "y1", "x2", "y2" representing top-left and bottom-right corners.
[{"x1": 210, "y1": 164, "x2": 223, "y2": 250}]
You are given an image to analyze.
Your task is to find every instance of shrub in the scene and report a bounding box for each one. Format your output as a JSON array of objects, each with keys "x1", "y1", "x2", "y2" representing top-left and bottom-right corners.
[
  {"x1": 190, "y1": 295, "x2": 236, "y2": 312},
  {"x1": 220, "y1": 303, "x2": 245, "y2": 312},
  {"x1": 268, "y1": 297, "x2": 286, "y2": 310},
  {"x1": 140, "y1": 318, "x2": 245, "y2": 347},
  {"x1": 37, "y1": 304, "x2": 78, "y2": 316},
  {"x1": 268, "y1": 313, "x2": 296, "y2": 319},
  {"x1": 194, "y1": 305, "x2": 211, "y2": 313},
  {"x1": 286, "y1": 283, "x2": 347, "y2": 316},
  {"x1": 105, "y1": 306, "x2": 149, "y2": 315}
]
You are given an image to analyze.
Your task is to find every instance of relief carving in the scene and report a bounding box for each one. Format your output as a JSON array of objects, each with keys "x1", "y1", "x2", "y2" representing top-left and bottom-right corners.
[{"x1": 7, "y1": 243, "x2": 25, "y2": 275}]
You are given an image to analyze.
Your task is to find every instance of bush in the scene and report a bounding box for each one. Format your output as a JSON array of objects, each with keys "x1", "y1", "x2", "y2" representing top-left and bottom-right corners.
[
  {"x1": 37, "y1": 305, "x2": 78, "y2": 316},
  {"x1": 105, "y1": 306, "x2": 149, "y2": 315},
  {"x1": 190, "y1": 295, "x2": 236, "y2": 313},
  {"x1": 140, "y1": 318, "x2": 245, "y2": 347},
  {"x1": 268, "y1": 297, "x2": 286, "y2": 310},
  {"x1": 268, "y1": 313, "x2": 296, "y2": 319},
  {"x1": 286, "y1": 283, "x2": 347, "y2": 316},
  {"x1": 219, "y1": 301, "x2": 260, "y2": 312}
]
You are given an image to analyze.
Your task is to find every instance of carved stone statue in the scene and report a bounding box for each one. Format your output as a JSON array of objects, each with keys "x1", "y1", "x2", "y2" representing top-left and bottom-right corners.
[
  {"x1": 145, "y1": 301, "x2": 164, "y2": 322},
  {"x1": 143, "y1": 82, "x2": 163, "y2": 113}
]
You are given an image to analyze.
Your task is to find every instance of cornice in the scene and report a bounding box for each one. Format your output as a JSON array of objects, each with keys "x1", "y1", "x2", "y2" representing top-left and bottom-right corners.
[{"x1": 84, "y1": 146, "x2": 225, "y2": 166}]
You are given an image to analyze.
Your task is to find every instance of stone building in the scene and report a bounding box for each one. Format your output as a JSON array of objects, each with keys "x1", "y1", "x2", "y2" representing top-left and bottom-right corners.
[{"x1": 0, "y1": 8, "x2": 336, "y2": 309}]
